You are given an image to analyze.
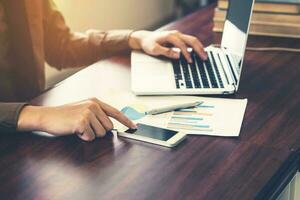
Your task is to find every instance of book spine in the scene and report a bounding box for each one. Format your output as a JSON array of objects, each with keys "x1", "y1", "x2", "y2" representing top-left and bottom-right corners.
[
  {"x1": 214, "y1": 8, "x2": 300, "y2": 25},
  {"x1": 219, "y1": 0, "x2": 300, "y2": 4},
  {"x1": 256, "y1": 0, "x2": 300, "y2": 4},
  {"x1": 218, "y1": 0, "x2": 300, "y2": 14},
  {"x1": 213, "y1": 20, "x2": 300, "y2": 38}
]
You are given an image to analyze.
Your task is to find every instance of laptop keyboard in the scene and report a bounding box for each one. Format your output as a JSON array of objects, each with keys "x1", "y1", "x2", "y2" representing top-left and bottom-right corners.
[{"x1": 172, "y1": 51, "x2": 224, "y2": 89}]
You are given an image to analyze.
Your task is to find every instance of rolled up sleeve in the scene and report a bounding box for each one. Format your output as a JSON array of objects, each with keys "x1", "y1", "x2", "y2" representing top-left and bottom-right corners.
[
  {"x1": 0, "y1": 103, "x2": 28, "y2": 131},
  {"x1": 44, "y1": 0, "x2": 133, "y2": 70}
]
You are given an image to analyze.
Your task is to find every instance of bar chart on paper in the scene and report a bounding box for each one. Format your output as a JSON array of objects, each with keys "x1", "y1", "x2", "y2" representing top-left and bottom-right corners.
[
  {"x1": 120, "y1": 97, "x2": 248, "y2": 137},
  {"x1": 167, "y1": 104, "x2": 214, "y2": 133}
]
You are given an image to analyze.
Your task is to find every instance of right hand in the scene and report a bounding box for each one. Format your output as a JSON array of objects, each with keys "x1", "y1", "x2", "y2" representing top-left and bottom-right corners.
[
  {"x1": 129, "y1": 30, "x2": 208, "y2": 63},
  {"x1": 17, "y1": 98, "x2": 137, "y2": 141}
]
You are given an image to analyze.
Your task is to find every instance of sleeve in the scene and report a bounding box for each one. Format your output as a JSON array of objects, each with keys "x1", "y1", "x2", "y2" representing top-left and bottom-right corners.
[
  {"x1": 0, "y1": 103, "x2": 28, "y2": 131},
  {"x1": 43, "y1": 0, "x2": 134, "y2": 70}
]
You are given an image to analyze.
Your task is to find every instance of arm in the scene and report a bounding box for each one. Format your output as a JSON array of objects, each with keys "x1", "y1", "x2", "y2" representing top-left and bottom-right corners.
[
  {"x1": 43, "y1": 0, "x2": 207, "y2": 70},
  {"x1": 43, "y1": 0, "x2": 133, "y2": 69}
]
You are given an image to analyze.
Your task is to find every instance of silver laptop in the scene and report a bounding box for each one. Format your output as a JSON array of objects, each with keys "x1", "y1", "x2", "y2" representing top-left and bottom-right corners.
[{"x1": 131, "y1": 0, "x2": 255, "y2": 95}]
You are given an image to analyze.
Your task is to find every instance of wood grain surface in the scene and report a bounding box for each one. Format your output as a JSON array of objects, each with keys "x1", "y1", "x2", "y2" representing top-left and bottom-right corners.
[{"x1": 1, "y1": 4, "x2": 299, "y2": 200}]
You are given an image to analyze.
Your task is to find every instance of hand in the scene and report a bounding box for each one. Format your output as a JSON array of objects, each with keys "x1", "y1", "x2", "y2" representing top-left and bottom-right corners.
[
  {"x1": 17, "y1": 98, "x2": 137, "y2": 141},
  {"x1": 129, "y1": 30, "x2": 207, "y2": 63}
]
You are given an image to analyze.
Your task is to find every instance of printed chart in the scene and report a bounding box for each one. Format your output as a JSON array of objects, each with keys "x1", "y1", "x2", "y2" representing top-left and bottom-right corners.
[
  {"x1": 121, "y1": 102, "x2": 217, "y2": 135},
  {"x1": 120, "y1": 97, "x2": 247, "y2": 137},
  {"x1": 167, "y1": 104, "x2": 214, "y2": 133}
]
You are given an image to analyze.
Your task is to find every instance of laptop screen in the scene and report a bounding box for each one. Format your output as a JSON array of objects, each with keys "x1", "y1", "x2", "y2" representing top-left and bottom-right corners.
[{"x1": 221, "y1": 0, "x2": 254, "y2": 84}]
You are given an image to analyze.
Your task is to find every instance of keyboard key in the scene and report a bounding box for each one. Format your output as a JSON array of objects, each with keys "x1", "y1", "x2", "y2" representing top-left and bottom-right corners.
[
  {"x1": 190, "y1": 53, "x2": 201, "y2": 88},
  {"x1": 204, "y1": 59, "x2": 218, "y2": 88},
  {"x1": 195, "y1": 54, "x2": 210, "y2": 88},
  {"x1": 180, "y1": 54, "x2": 193, "y2": 88},
  {"x1": 210, "y1": 52, "x2": 224, "y2": 88},
  {"x1": 172, "y1": 59, "x2": 182, "y2": 89}
]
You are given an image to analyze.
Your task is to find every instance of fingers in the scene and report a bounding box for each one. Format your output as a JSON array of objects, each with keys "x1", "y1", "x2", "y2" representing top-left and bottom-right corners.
[
  {"x1": 76, "y1": 109, "x2": 108, "y2": 141},
  {"x1": 77, "y1": 124, "x2": 95, "y2": 142},
  {"x1": 55, "y1": 98, "x2": 136, "y2": 142},
  {"x1": 89, "y1": 113, "x2": 106, "y2": 137},
  {"x1": 164, "y1": 35, "x2": 192, "y2": 63},
  {"x1": 154, "y1": 30, "x2": 207, "y2": 62},
  {"x1": 99, "y1": 101, "x2": 137, "y2": 129},
  {"x1": 76, "y1": 98, "x2": 136, "y2": 142},
  {"x1": 179, "y1": 34, "x2": 207, "y2": 60},
  {"x1": 154, "y1": 45, "x2": 180, "y2": 60},
  {"x1": 92, "y1": 103, "x2": 114, "y2": 132}
]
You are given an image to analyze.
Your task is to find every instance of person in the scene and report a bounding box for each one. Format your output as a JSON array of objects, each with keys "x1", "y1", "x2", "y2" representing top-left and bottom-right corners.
[{"x1": 0, "y1": 0, "x2": 207, "y2": 141}]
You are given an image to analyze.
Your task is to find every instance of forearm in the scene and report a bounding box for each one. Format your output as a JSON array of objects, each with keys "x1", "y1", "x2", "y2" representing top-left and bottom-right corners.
[
  {"x1": 45, "y1": 30, "x2": 134, "y2": 69},
  {"x1": 44, "y1": 1, "x2": 135, "y2": 69}
]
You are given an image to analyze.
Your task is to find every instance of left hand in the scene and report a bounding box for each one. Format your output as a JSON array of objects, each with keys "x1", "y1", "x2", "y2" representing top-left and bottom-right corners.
[{"x1": 129, "y1": 30, "x2": 207, "y2": 62}]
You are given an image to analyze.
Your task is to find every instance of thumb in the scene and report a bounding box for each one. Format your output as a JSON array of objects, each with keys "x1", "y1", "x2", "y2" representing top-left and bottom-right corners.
[{"x1": 155, "y1": 45, "x2": 180, "y2": 59}]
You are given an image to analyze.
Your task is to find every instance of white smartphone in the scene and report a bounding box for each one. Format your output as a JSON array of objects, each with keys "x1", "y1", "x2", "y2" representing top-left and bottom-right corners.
[{"x1": 117, "y1": 123, "x2": 186, "y2": 148}]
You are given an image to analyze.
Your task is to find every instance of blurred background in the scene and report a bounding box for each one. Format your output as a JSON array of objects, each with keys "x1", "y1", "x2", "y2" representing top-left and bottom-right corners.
[{"x1": 46, "y1": 0, "x2": 216, "y2": 88}]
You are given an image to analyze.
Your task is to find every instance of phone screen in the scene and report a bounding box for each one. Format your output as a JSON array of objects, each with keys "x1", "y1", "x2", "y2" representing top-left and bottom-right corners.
[{"x1": 125, "y1": 123, "x2": 178, "y2": 141}]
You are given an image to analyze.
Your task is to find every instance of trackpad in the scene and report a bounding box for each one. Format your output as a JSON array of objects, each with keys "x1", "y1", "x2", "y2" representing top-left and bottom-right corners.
[{"x1": 132, "y1": 62, "x2": 175, "y2": 90}]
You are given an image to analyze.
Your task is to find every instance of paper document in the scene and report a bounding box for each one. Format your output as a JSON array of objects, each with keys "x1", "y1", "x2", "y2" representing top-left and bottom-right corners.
[{"x1": 115, "y1": 96, "x2": 248, "y2": 137}]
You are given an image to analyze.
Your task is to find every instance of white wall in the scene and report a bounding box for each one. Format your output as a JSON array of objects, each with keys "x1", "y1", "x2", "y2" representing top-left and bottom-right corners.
[{"x1": 46, "y1": 0, "x2": 175, "y2": 88}]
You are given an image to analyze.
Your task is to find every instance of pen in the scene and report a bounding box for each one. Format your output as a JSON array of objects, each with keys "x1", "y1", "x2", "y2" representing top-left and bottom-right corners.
[{"x1": 146, "y1": 101, "x2": 203, "y2": 115}]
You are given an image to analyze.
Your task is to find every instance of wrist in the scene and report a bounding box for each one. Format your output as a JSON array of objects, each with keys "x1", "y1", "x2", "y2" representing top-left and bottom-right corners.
[
  {"x1": 128, "y1": 30, "x2": 147, "y2": 50},
  {"x1": 17, "y1": 105, "x2": 45, "y2": 132}
]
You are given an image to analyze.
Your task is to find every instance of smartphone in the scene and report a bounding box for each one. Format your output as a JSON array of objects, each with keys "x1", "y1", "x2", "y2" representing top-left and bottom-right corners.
[{"x1": 117, "y1": 123, "x2": 186, "y2": 148}]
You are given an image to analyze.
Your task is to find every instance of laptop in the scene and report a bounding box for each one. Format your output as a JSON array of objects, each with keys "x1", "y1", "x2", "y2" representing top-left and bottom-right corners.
[{"x1": 131, "y1": 0, "x2": 255, "y2": 95}]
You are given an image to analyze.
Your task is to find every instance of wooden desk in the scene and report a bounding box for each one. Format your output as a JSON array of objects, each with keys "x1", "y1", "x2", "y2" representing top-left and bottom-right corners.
[{"x1": 1, "y1": 4, "x2": 299, "y2": 200}]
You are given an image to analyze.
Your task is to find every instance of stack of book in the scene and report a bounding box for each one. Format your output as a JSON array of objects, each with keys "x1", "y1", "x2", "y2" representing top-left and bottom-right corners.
[{"x1": 213, "y1": 0, "x2": 300, "y2": 38}]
